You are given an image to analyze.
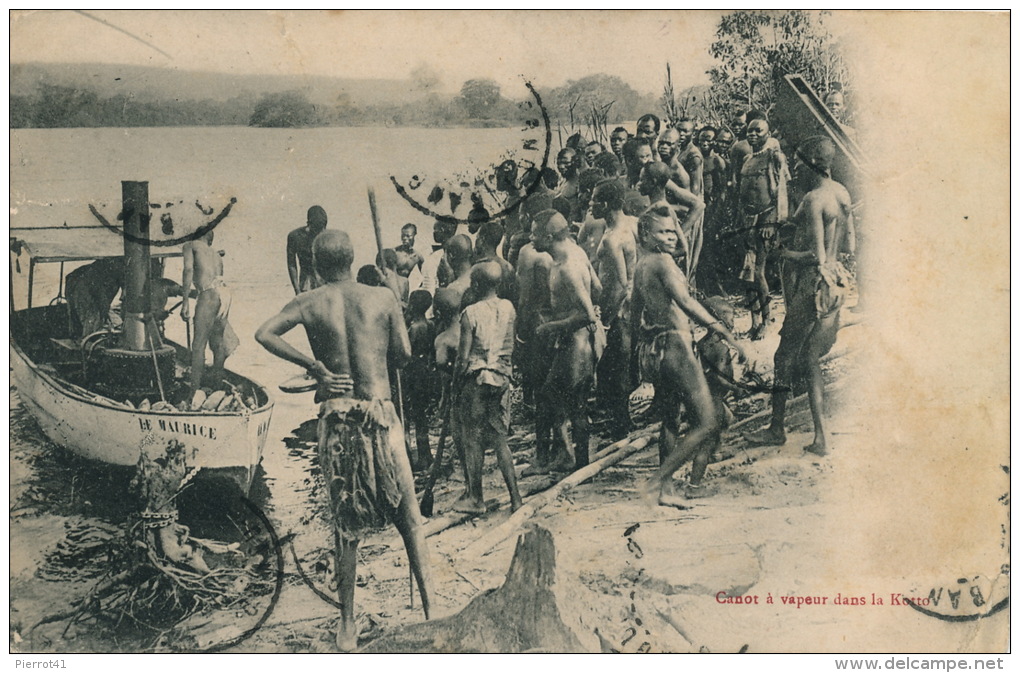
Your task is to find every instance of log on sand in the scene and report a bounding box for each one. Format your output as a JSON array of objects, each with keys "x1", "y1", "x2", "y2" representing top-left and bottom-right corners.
[
  {"x1": 361, "y1": 525, "x2": 601, "y2": 653},
  {"x1": 420, "y1": 478, "x2": 556, "y2": 538},
  {"x1": 462, "y1": 432, "x2": 657, "y2": 559},
  {"x1": 420, "y1": 426, "x2": 660, "y2": 539}
]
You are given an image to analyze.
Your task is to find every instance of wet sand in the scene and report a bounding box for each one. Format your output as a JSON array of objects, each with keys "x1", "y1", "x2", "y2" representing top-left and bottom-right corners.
[{"x1": 11, "y1": 280, "x2": 1007, "y2": 653}]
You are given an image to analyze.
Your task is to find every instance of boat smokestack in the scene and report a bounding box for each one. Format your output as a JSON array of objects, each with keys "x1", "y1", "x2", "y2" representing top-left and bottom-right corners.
[
  {"x1": 83, "y1": 180, "x2": 174, "y2": 402},
  {"x1": 121, "y1": 181, "x2": 151, "y2": 351}
]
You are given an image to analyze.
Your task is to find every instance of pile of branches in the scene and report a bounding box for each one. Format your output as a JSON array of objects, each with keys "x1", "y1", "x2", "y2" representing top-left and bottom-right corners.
[{"x1": 28, "y1": 441, "x2": 277, "y2": 650}]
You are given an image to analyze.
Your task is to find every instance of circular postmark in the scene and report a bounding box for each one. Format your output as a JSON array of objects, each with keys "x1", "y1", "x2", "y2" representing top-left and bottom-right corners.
[
  {"x1": 89, "y1": 197, "x2": 237, "y2": 247},
  {"x1": 176, "y1": 496, "x2": 286, "y2": 653},
  {"x1": 389, "y1": 79, "x2": 552, "y2": 225},
  {"x1": 901, "y1": 569, "x2": 1009, "y2": 622}
]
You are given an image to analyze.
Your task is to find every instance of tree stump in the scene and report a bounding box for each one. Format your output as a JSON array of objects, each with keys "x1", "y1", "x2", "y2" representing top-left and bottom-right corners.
[{"x1": 362, "y1": 525, "x2": 600, "y2": 653}]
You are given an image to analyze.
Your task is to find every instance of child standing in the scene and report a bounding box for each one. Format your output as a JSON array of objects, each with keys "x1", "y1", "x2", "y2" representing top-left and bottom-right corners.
[{"x1": 452, "y1": 262, "x2": 523, "y2": 514}]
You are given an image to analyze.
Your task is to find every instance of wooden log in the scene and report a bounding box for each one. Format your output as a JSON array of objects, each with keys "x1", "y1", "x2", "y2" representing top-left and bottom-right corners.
[
  {"x1": 421, "y1": 478, "x2": 555, "y2": 538},
  {"x1": 591, "y1": 423, "x2": 660, "y2": 462},
  {"x1": 462, "y1": 434, "x2": 656, "y2": 558},
  {"x1": 361, "y1": 525, "x2": 599, "y2": 653}
]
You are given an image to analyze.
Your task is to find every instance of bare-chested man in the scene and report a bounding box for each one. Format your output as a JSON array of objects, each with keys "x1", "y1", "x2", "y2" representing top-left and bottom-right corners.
[
  {"x1": 470, "y1": 222, "x2": 516, "y2": 303},
  {"x1": 287, "y1": 205, "x2": 328, "y2": 295},
  {"x1": 420, "y1": 219, "x2": 457, "y2": 296},
  {"x1": 592, "y1": 179, "x2": 638, "y2": 439},
  {"x1": 610, "y1": 126, "x2": 630, "y2": 163},
  {"x1": 437, "y1": 233, "x2": 478, "y2": 475},
  {"x1": 635, "y1": 113, "x2": 661, "y2": 142},
  {"x1": 575, "y1": 169, "x2": 609, "y2": 259},
  {"x1": 631, "y1": 209, "x2": 746, "y2": 507},
  {"x1": 442, "y1": 234, "x2": 475, "y2": 310},
  {"x1": 583, "y1": 141, "x2": 604, "y2": 168},
  {"x1": 675, "y1": 119, "x2": 704, "y2": 197},
  {"x1": 556, "y1": 148, "x2": 581, "y2": 199},
  {"x1": 697, "y1": 127, "x2": 724, "y2": 207},
  {"x1": 514, "y1": 218, "x2": 553, "y2": 417},
  {"x1": 697, "y1": 126, "x2": 731, "y2": 295},
  {"x1": 744, "y1": 137, "x2": 854, "y2": 456},
  {"x1": 394, "y1": 223, "x2": 425, "y2": 278},
  {"x1": 377, "y1": 248, "x2": 408, "y2": 308},
  {"x1": 736, "y1": 117, "x2": 789, "y2": 340},
  {"x1": 638, "y1": 161, "x2": 698, "y2": 270},
  {"x1": 728, "y1": 110, "x2": 758, "y2": 183},
  {"x1": 255, "y1": 230, "x2": 433, "y2": 651},
  {"x1": 624, "y1": 136, "x2": 657, "y2": 190},
  {"x1": 656, "y1": 128, "x2": 692, "y2": 191},
  {"x1": 182, "y1": 230, "x2": 239, "y2": 393},
  {"x1": 823, "y1": 89, "x2": 857, "y2": 141},
  {"x1": 531, "y1": 211, "x2": 604, "y2": 473}
]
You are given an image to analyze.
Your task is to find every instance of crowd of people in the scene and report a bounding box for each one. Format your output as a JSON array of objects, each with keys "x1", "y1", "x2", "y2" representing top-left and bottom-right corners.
[{"x1": 245, "y1": 101, "x2": 857, "y2": 650}]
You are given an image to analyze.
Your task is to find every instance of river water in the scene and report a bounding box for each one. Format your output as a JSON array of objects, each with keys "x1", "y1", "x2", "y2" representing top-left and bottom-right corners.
[{"x1": 9, "y1": 125, "x2": 537, "y2": 648}]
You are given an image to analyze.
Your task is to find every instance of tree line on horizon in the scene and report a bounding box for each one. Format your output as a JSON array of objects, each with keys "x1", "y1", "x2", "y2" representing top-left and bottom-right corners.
[
  {"x1": 8, "y1": 73, "x2": 656, "y2": 130},
  {"x1": 11, "y1": 11, "x2": 851, "y2": 132}
]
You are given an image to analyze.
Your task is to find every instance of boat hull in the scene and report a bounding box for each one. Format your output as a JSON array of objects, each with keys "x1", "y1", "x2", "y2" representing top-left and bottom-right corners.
[{"x1": 10, "y1": 338, "x2": 273, "y2": 492}]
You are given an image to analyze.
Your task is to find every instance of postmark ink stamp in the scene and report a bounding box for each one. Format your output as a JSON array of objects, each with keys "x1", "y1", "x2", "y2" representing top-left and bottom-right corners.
[{"x1": 389, "y1": 79, "x2": 551, "y2": 224}]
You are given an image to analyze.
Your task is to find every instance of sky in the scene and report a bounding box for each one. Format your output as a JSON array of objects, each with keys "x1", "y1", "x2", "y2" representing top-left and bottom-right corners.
[{"x1": 9, "y1": 10, "x2": 724, "y2": 95}]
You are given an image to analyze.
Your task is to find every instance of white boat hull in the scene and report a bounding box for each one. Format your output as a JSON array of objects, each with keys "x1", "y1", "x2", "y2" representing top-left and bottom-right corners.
[{"x1": 10, "y1": 340, "x2": 273, "y2": 490}]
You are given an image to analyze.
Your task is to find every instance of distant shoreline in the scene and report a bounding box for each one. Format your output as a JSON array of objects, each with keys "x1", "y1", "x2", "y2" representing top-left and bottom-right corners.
[{"x1": 9, "y1": 119, "x2": 517, "y2": 131}]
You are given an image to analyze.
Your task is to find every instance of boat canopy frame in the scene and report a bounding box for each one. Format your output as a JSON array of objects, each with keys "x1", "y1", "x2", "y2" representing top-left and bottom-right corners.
[{"x1": 9, "y1": 225, "x2": 183, "y2": 309}]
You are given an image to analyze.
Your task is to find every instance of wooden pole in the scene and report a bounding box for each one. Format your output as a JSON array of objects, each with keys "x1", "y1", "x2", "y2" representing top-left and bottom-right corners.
[
  {"x1": 368, "y1": 187, "x2": 385, "y2": 264},
  {"x1": 367, "y1": 187, "x2": 408, "y2": 423},
  {"x1": 368, "y1": 187, "x2": 413, "y2": 604},
  {"x1": 419, "y1": 380, "x2": 453, "y2": 518}
]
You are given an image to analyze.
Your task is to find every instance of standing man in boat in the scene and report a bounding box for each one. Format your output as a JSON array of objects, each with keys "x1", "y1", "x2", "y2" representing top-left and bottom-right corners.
[
  {"x1": 287, "y1": 205, "x2": 329, "y2": 295},
  {"x1": 182, "y1": 229, "x2": 239, "y2": 393},
  {"x1": 255, "y1": 229, "x2": 433, "y2": 651}
]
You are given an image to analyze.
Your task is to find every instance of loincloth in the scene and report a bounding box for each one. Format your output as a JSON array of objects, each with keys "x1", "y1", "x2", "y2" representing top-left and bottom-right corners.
[
  {"x1": 739, "y1": 207, "x2": 780, "y2": 282},
  {"x1": 198, "y1": 278, "x2": 231, "y2": 316},
  {"x1": 637, "y1": 326, "x2": 685, "y2": 386},
  {"x1": 542, "y1": 324, "x2": 602, "y2": 394},
  {"x1": 317, "y1": 397, "x2": 406, "y2": 540},
  {"x1": 195, "y1": 279, "x2": 238, "y2": 356},
  {"x1": 777, "y1": 261, "x2": 853, "y2": 389}
]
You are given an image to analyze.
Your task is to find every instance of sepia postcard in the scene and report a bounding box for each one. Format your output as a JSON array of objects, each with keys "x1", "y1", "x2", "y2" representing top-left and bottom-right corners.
[{"x1": 7, "y1": 10, "x2": 1010, "y2": 663}]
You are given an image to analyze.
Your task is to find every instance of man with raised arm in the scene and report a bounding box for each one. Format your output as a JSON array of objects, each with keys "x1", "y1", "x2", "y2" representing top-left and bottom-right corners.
[
  {"x1": 631, "y1": 209, "x2": 746, "y2": 507},
  {"x1": 255, "y1": 230, "x2": 433, "y2": 652}
]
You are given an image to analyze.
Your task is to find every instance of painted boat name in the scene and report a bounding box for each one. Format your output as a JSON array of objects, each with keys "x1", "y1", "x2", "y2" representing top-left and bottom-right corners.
[{"x1": 138, "y1": 417, "x2": 217, "y2": 439}]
